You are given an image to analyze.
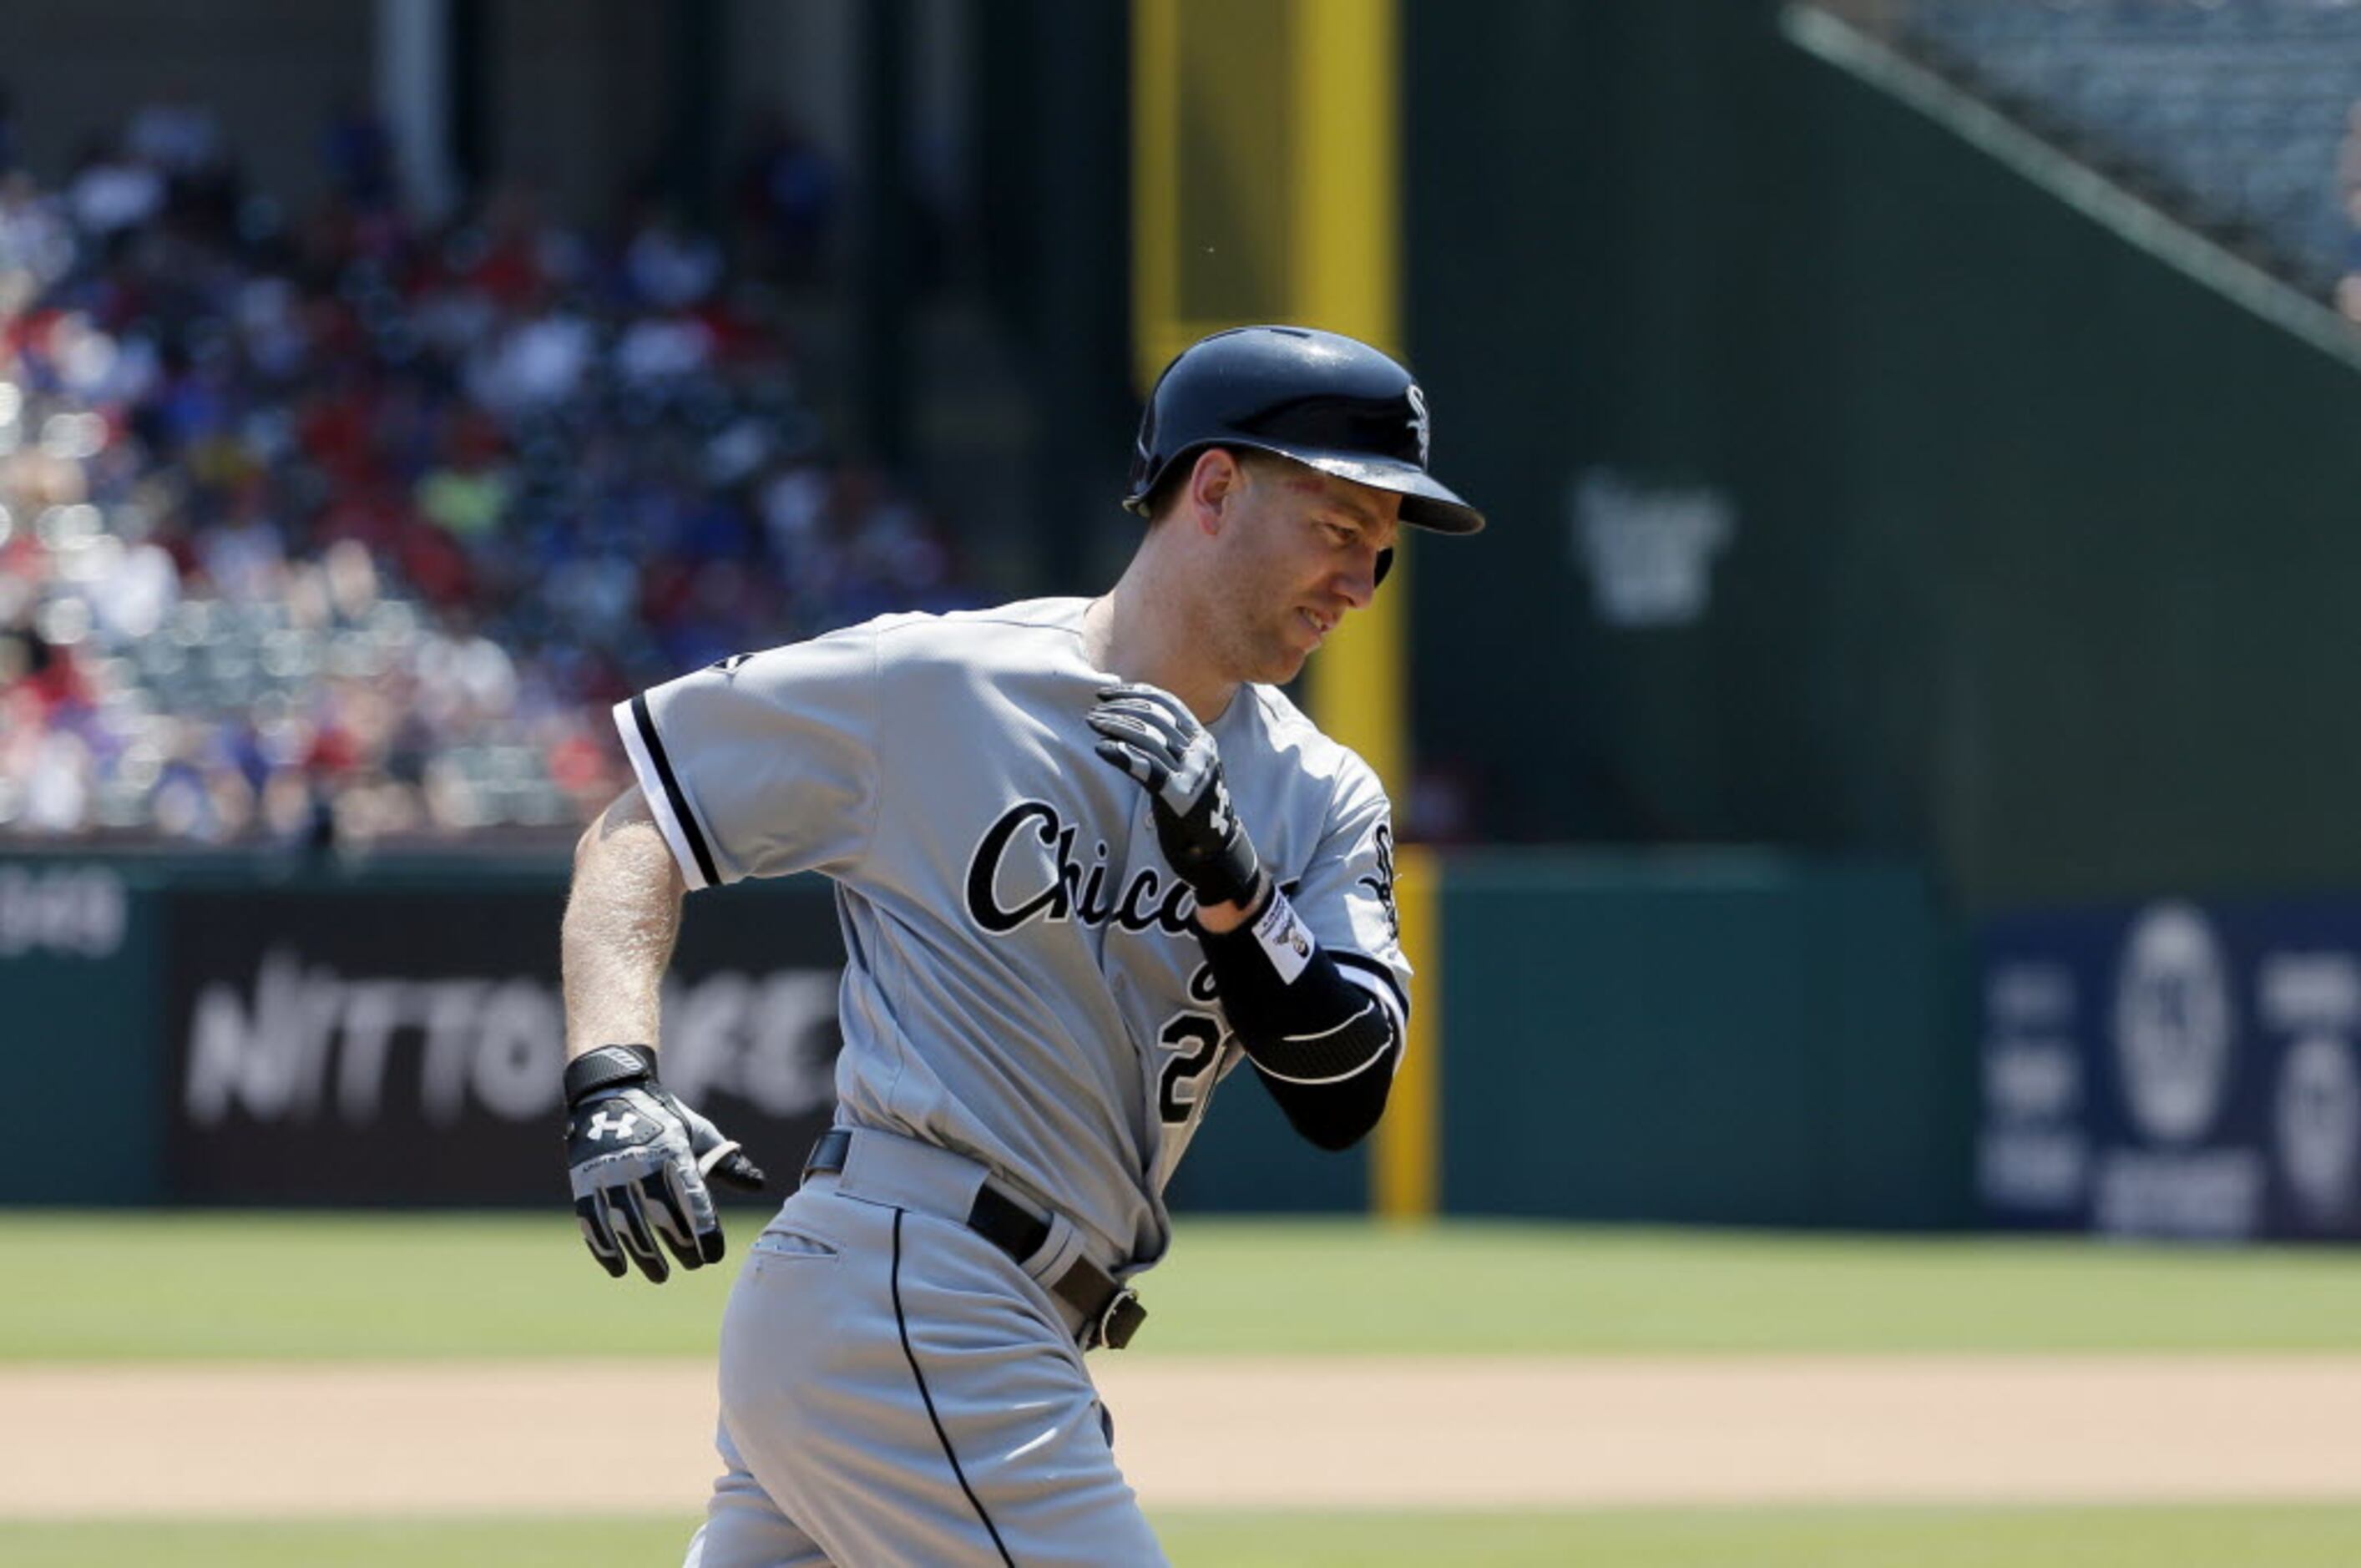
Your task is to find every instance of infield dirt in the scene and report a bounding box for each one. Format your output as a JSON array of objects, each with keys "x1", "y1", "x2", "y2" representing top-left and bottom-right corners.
[{"x1": 8, "y1": 1355, "x2": 2361, "y2": 1519}]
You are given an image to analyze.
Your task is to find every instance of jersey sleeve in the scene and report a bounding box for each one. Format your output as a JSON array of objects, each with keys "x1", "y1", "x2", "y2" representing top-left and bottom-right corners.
[
  {"x1": 613, "y1": 626, "x2": 879, "y2": 889},
  {"x1": 1285, "y1": 760, "x2": 1413, "y2": 1030}
]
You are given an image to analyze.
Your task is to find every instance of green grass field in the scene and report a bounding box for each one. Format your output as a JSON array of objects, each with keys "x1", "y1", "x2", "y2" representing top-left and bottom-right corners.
[
  {"x1": 9, "y1": 1214, "x2": 2361, "y2": 1565},
  {"x1": 14, "y1": 1505, "x2": 2361, "y2": 1568},
  {"x1": 8, "y1": 1211, "x2": 2361, "y2": 1358}
]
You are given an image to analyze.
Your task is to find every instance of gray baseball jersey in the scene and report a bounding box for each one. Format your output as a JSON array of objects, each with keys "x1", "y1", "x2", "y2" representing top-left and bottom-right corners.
[{"x1": 614, "y1": 595, "x2": 1410, "y2": 1272}]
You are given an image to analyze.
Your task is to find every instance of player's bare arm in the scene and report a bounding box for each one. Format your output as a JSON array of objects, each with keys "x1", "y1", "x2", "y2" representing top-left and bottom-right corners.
[
  {"x1": 559, "y1": 785, "x2": 766, "y2": 1283},
  {"x1": 561, "y1": 785, "x2": 685, "y2": 1057}
]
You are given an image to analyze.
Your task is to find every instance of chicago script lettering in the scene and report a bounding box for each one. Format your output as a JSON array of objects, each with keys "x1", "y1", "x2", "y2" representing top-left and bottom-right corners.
[{"x1": 966, "y1": 799, "x2": 1195, "y2": 936}]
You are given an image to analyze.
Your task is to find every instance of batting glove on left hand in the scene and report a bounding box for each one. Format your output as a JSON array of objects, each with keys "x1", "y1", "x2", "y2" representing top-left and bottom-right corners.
[
  {"x1": 564, "y1": 1044, "x2": 767, "y2": 1283},
  {"x1": 1088, "y1": 683, "x2": 1265, "y2": 911}
]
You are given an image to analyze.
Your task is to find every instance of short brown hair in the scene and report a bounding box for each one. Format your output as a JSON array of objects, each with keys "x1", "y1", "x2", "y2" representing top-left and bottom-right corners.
[{"x1": 1141, "y1": 446, "x2": 1282, "y2": 524}]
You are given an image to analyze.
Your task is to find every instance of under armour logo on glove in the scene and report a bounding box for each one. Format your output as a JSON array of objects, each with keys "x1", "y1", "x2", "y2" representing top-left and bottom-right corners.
[
  {"x1": 584, "y1": 1109, "x2": 640, "y2": 1141},
  {"x1": 564, "y1": 1044, "x2": 767, "y2": 1284},
  {"x1": 1204, "y1": 778, "x2": 1235, "y2": 840}
]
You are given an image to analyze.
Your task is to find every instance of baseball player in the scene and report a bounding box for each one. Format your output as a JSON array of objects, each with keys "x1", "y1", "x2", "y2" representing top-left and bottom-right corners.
[{"x1": 559, "y1": 325, "x2": 1484, "y2": 1565}]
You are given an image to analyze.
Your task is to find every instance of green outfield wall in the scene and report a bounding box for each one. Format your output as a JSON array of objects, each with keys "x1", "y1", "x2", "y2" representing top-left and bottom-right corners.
[
  {"x1": 2, "y1": 862, "x2": 161, "y2": 1203},
  {"x1": 1437, "y1": 851, "x2": 1968, "y2": 1228},
  {"x1": 1398, "y1": 1, "x2": 2361, "y2": 910},
  {"x1": 0, "y1": 852, "x2": 1960, "y2": 1227}
]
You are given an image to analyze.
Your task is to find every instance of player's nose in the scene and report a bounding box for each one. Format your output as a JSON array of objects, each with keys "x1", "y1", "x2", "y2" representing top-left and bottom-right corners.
[{"x1": 1333, "y1": 552, "x2": 1379, "y2": 610}]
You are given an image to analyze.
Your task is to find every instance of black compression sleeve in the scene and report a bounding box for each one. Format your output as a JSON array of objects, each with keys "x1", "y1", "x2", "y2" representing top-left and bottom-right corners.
[
  {"x1": 1251, "y1": 1044, "x2": 1397, "y2": 1151},
  {"x1": 1195, "y1": 887, "x2": 1402, "y2": 1150}
]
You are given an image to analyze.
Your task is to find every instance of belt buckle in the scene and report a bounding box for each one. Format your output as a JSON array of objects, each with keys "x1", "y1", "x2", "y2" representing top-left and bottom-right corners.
[{"x1": 1094, "y1": 1286, "x2": 1146, "y2": 1351}]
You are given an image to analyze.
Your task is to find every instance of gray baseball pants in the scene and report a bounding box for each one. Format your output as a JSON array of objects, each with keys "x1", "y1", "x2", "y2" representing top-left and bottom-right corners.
[{"x1": 683, "y1": 1126, "x2": 1168, "y2": 1566}]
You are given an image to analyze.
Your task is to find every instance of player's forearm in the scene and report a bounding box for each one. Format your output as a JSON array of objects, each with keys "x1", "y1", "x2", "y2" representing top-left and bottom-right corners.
[
  {"x1": 562, "y1": 787, "x2": 688, "y2": 1060},
  {"x1": 1192, "y1": 882, "x2": 1401, "y2": 1149}
]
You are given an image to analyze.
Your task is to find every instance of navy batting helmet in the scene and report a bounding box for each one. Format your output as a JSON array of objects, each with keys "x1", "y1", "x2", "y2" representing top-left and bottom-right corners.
[{"x1": 1123, "y1": 326, "x2": 1485, "y2": 538}]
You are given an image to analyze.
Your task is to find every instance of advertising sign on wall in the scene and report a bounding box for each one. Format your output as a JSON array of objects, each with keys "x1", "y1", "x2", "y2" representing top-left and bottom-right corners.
[
  {"x1": 1979, "y1": 898, "x2": 2361, "y2": 1241},
  {"x1": 162, "y1": 878, "x2": 847, "y2": 1205}
]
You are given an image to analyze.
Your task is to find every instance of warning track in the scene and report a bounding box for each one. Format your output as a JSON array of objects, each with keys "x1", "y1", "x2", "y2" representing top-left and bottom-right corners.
[{"x1": 8, "y1": 1355, "x2": 2361, "y2": 1518}]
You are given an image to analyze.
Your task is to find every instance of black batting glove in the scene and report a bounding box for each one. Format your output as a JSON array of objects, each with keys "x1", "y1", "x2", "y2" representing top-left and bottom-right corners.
[
  {"x1": 564, "y1": 1044, "x2": 767, "y2": 1283},
  {"x1": 1088, "y1": 683, "x2": 1265, "y2": 912}
]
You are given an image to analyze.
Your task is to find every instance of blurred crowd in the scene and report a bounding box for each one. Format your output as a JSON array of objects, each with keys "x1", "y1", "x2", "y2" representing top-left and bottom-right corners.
[
  {"x1": 2338, "y1": 101, "x2": 2361, "y2": 322},
  {"x1": 0, "y1": 97, "x2": 973, "y2": 849}
]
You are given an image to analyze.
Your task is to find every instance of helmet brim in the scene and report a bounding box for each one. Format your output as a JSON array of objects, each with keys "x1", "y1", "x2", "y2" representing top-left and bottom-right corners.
[
  {"x1": 1121, "y1": 439, "x2": 1488, "y2": 534},
  {"x1": 1289, "y1": 449, "x2": 1487, "y2": 535}
]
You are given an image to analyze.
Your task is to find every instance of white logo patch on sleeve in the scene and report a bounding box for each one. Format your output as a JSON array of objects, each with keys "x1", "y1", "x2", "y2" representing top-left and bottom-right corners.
[{"x1": 1251, "y1": 889, "x2": 1318, "y2": 985}]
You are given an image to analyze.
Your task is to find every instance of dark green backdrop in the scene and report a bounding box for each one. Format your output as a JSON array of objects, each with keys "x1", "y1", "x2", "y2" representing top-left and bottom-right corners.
[
  {"x1": 1401, "y1": 2, "x2": 2361, "y2": 909},
  {"x1": 1438, "y1": 851, "x2": 1964, "y2": 1227}
]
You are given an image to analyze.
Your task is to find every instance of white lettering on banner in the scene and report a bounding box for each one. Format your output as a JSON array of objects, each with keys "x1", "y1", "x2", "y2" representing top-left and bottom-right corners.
[
  {"x1": 1978, "y1": 1127, "x2": 2087, "y2": 1209},
  {"x1": 2257, "y1": 953, "x2": 2361, "y2": 1227},
  {"x1": 336, "y1": 982, "x2": 407, "y2": 1122},
  {"x1": 2094, "y1": 1147, "x2": 2263, "y2": 1240},
  {"x1": 2277, "y1": 1034, "x2": 2361, "y2": 1223},
  {"x1": 664, "y1": 970, "x2": 753, "y2": 1102},
  {"x1": 185, "y1": 949, "x2": 343, "y2": 1124},
  {"x1": 182, "y1": 951, "x2": 842, "y2": 1125},
  {"x1": 474, "y1": 979, "x2": 564, "y2": 1122},
  {"x1": 1984, "y1": 1040, "x2": 2080, "y2": 1120},
  {"x1": 1987, "y1": 962, "x2": 2075, "y2": 1029},
  {"x1": 2113, "y1": 903, "x2": 2236, "y2": 1146},
  {"x1": 1567, "y1": 469, "x2": 1735, "y2": 628},
  {"x1": 186, "y1": 979, "x2": 272, "y2": 1125},
  {"x1": 418, "y1": 980, "x2": 490, "y2": 1126},
  {"x1": 0, "y1": 865, "x2": 127, "y2": 958},
  {"x1": 2261, "y1": 953, "x2": 2361, "y2": 1033},
  {"x1": 744, "y1": 973, "x2": 842, "y2": 1115},
  {"x1": 1979, "y1": 959, "x2": 2089, "y2": 1214},
  {"x1": 660, "y1": 970, "x2": 841, "y2": 1117}
]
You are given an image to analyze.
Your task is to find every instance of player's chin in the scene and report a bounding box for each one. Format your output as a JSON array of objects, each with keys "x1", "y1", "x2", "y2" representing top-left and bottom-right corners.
[{"x1": 1259, "y1": 642, "x2": 1314, "y2": 685}]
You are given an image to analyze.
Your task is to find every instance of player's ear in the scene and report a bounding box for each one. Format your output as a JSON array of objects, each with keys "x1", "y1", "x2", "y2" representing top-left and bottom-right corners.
[{"x1": 1186, "y1": 448, "x2": 1241, "y2": 535}]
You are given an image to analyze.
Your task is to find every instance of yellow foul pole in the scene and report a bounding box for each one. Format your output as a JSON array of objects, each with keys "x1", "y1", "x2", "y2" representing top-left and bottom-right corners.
[
  {"x1": 1135, "y1": 0, "x2": 1437, "y2": 1221},
  {"x1": 1291, "y1": 0, "x2": 1435, "y2": 1222}
]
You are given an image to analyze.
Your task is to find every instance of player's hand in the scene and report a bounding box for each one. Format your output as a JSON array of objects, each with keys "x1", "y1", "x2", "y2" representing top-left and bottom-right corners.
[
  {"x1": 563, "y1": 1044, "x2": 767, "y2": 1282},
  {"x1": 1088, "y1": 684, "x2": 1264, "y2": 911}
]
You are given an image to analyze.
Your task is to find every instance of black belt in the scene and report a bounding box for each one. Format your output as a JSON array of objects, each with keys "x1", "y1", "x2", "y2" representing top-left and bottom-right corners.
[{"x1": 801, "y1": 1128, "x2": 1146, "y2": 1351}]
